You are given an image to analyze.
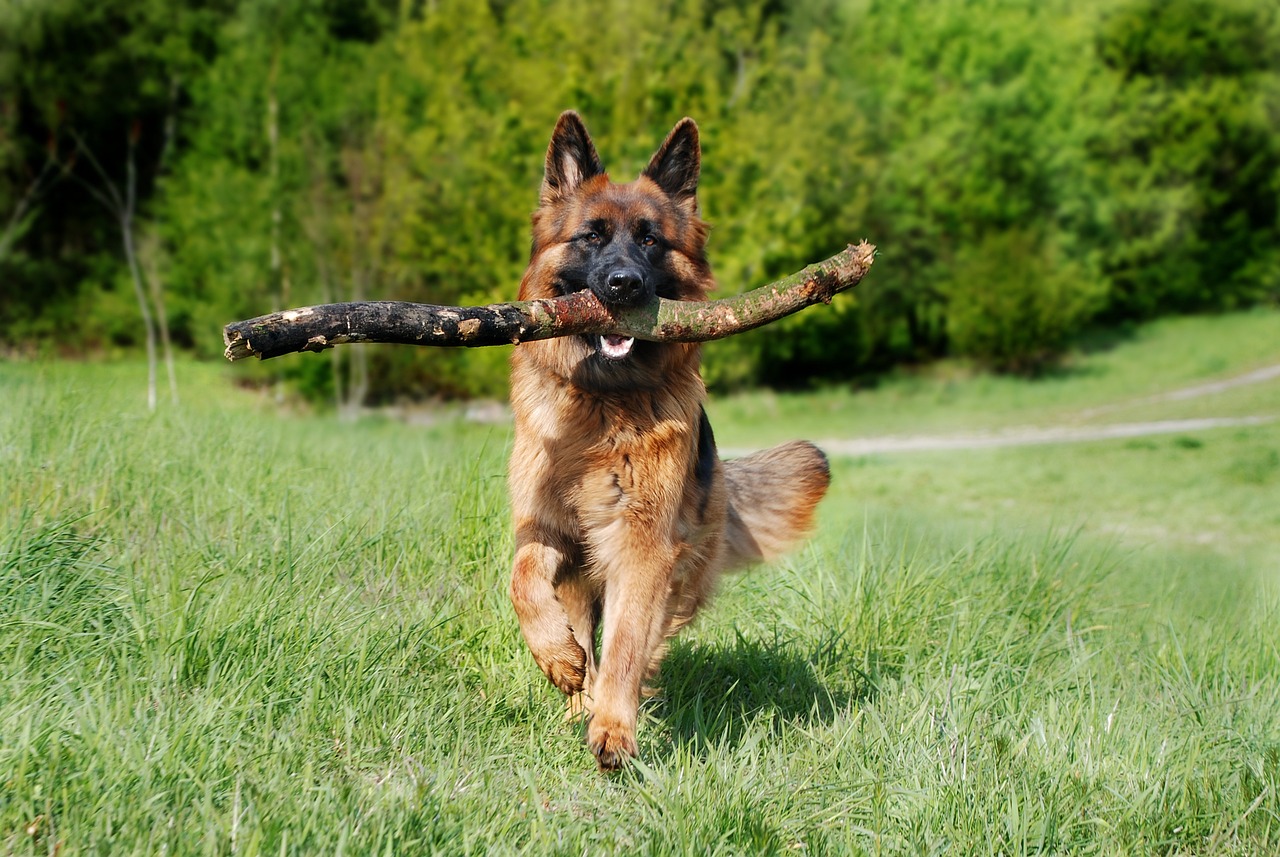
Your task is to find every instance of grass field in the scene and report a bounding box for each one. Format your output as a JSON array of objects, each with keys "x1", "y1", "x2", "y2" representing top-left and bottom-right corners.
[{"x1": 3, "y1": 310, "x2": 1279, "y2": 855}]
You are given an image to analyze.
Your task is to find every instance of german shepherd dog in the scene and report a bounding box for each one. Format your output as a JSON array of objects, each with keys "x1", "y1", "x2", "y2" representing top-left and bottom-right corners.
[{"x1": 508, "y1": 111, "x2": 830, "y2": 770}]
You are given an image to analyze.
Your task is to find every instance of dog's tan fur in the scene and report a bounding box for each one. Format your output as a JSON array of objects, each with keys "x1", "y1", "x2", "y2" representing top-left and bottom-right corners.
[{"x1": 508, "y1": 112, "x2": 829, "y2": 769}]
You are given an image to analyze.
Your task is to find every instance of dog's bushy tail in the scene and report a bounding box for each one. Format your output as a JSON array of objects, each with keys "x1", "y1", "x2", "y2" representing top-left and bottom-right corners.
[{"x1": 721, "y1": 441, "x2": 830, "y2": 570}]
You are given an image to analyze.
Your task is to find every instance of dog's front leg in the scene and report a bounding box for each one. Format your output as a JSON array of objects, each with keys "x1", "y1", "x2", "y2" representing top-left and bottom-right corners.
[
  {"x1": 587, "y1": 539, "x2": 674, "y2": 770},
  {"x1": 510, "y1": 539, "x2": 587, "y2": 697}
]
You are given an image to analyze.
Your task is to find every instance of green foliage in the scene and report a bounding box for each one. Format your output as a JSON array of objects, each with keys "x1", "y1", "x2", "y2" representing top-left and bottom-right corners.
[
  {"x1": 848, "y1": 1, "x2": 1099, "y2": 364},
  {"x1": 943, "y1": 229, "x2": 1105, "y2": 373},
  {"x1": 1089, "y1": 0, "x2": 1280, "y2": 318},
  {"x1": 2, "y1": 0, "x2": 1278, "y2": 395},
  {"x1": 0, "y1": 0, "x2": 233, "y2": 340}
]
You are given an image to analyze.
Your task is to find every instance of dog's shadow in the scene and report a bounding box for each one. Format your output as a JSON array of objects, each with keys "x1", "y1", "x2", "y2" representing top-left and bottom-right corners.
[{"x1": 649, "y1": 631, "x2": 876, "y2": 753}]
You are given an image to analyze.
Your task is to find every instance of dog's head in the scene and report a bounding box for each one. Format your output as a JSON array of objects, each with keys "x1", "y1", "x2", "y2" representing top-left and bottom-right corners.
[{"x1": 517, "y1": 112, "x2": 714, "y2": 390}]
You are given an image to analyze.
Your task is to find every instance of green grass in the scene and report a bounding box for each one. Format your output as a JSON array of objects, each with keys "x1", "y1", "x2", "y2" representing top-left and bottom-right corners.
[
  {"x1": 3, "y1": 311, "x2": 1279, "y2": 855},
  {"x1": 709, "y1": 308, "x2": 1280, "y2": 444},
  {"x1": 832, "y1": 423, "x2": 1280, "y2": 581}
]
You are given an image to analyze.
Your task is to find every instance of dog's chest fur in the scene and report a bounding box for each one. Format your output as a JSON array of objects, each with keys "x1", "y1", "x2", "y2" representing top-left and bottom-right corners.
[{"x1": 508, "y1": 364, "x2": 723, "y2": 575}]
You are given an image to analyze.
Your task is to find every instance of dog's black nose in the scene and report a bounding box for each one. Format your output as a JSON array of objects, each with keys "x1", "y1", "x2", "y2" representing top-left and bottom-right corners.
[{"x1": 606, "y1": 269, "x2": 645, "y2": 304}]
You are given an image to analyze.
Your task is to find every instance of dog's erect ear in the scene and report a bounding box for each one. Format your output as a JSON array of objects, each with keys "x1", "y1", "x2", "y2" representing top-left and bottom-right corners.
[
  {"x1": 541, "y1": 111, "x2": 605, "y2": 205},
  {"x1": 642, "y1": 118, "x2": 700, "y2": 209}
]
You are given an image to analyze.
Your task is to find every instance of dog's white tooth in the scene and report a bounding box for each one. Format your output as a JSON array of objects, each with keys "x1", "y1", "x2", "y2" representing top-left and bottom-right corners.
[{"x1": 597, "y1": 334, "x2": 635, "y2": 360}]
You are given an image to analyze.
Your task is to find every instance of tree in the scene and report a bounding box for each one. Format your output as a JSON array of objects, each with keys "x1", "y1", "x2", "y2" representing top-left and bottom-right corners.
[
  {"x1": 1, "y1": 0, "x2": 229, "y2": 400},
  {"x1": 1089, "y1": 0, "x2": 1280, "y2": 318},
  {"x1": 68, "y1": 125, "x2": 166, "y2": 408}
]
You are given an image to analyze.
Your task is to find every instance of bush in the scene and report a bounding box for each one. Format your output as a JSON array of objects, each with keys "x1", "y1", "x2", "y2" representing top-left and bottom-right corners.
[{"x1": 943, "y1": 230, "x2": 1106, "y2": 374}]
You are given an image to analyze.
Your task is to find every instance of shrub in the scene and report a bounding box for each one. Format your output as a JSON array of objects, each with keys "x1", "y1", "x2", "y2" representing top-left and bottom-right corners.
[{"x1": 943, "y1": 229, "x2": 1106, "y2": 374}]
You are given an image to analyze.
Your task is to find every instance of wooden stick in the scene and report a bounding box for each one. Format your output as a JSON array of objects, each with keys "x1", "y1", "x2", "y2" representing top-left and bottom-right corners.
[{"x1": 223, "y1": 241, "x2": 874, "y2": 362}]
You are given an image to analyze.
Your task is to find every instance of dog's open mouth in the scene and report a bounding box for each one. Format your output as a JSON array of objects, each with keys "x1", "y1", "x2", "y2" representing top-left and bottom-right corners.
[{"x1": 598, "y1": 334, "x2": 635, "y2": 361}]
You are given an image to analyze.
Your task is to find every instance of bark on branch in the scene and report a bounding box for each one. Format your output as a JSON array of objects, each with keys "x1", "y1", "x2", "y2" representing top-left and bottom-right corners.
[{"x1": 223, "y1": 240, "x2": 875, "y2": 362}]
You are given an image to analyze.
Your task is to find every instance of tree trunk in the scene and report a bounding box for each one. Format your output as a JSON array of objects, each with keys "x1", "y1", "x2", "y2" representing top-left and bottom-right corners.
[
  {"x1": 1, "y1": 158, "x2": 60, "y2": 260},
  {"x1": 267, "y1": 51, "x2": 287, "y2": 308},
  {"x1": 122, "y1": 132, "x2": 158, "y2": 411},
  {"x1": 140, "y1": 233, "x2": 179, "y2": 405},
  {"x1": 223, "y1": 241, "x2": 875, "y2": 362},
  {"x1": 267, "y1": 53, "x2": 289, "y2": 406},
  {"x1": 66, "y1": 125, "x2": 166, "y2": 410}
]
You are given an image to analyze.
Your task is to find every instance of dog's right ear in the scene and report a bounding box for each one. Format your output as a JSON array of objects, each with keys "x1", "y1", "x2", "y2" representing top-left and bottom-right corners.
[{"x1": 541, "y1": 111, "x2": 605, "y2": 205}]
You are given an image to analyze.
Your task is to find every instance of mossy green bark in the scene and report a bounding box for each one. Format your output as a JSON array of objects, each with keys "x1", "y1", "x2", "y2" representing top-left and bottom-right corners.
[{"x1": 223, "y1": 242, "x2": 874, "y2": 362}]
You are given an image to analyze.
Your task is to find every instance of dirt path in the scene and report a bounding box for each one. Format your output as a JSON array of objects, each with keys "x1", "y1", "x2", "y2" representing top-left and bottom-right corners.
[
  {"x1": 389, "y1": 361, "x2": 1280, "y2": 453},
  {"x1": 1080, "y1": 362, "x2": 1280, "y2": 417},
  {"x1": 810, "y1": 362, "x2": 1280, "y2": 456},
  {"x1": 815, "y1": 415, "x2": 1276, "y2": 456}
]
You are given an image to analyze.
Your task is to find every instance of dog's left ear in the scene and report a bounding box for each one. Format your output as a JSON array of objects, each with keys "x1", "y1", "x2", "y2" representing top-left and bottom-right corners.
[{"x1": 643, "y1": 118, "x2": 700, "y2": 211}]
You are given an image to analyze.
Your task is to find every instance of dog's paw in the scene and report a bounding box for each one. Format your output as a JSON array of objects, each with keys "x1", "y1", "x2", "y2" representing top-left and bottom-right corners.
[
  {"x1": 529, "y1": 634, "x2": 588, "y2": 700},
  {"x1": 536, "y1": 643, "x2": 587, "y2": 697},
  {"x1": 587, "y1": 716, "x2": 637, "y2": 772}
]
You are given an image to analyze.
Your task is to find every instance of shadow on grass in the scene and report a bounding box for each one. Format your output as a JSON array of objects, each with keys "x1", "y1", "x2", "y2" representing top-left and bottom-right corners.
[
  {"x1": 1024, "y1": 321, "x2": 1142, "y2": 381},
  {"x1": 649, "y1": 630, "x2": 878, "y2": 753},
  {"x1": 1073, "y1": 321, "x2": 1139, "y2": 356}
]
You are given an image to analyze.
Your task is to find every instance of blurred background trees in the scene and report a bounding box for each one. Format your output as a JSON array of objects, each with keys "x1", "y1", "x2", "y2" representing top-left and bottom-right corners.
[{"x1": 2, "y1": 0, "x2": 1277, "y2": 401}]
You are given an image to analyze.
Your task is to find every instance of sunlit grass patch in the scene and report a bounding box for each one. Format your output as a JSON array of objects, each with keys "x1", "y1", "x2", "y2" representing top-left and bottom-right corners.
[{"x1": 1, "y1": 352, "x2": 1277, "y2": 854}]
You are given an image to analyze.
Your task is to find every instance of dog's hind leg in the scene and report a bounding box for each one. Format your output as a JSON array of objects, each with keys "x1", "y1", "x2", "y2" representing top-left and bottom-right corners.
[
  {"x1": 510, "y1": 540, "x2": 588, "y2": 697},
  {"x1": 555, "y1": 571, "x2": 601, "y2": 719}
]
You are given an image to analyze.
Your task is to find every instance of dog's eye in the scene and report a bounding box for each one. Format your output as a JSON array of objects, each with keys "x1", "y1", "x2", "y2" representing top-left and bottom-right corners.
[
  {"x1": 640, "y1": 233, "x2": 658, "y2": 247},
  {"x1": 583, "y1": 231, "x2": 601, "y2": 244}
]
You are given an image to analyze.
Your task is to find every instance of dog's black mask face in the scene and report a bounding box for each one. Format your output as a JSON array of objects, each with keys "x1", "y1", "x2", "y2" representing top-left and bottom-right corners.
[
  {"x1": 549, "y1": 198, "x2": 686, "y2": 365},
  {"x1": 578, "y1": 221, "x2": 661, "y2": 311}
]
